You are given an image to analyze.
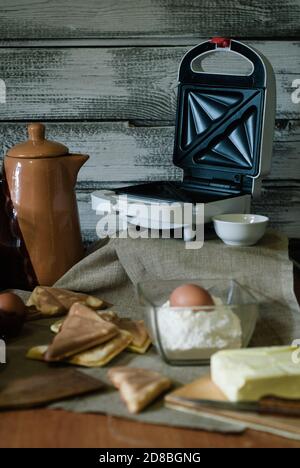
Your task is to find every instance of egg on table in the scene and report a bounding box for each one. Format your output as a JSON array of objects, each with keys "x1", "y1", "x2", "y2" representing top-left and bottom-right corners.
[
  {"x1": 169, "y1": 283, "x2": 214, "y2": 308},
  {"x1": 0, "y1": 292, "x2": 26, "y2": 337}
]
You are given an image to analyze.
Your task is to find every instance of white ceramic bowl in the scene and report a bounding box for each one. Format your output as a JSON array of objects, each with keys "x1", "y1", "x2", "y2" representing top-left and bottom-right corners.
[{"x1": 213, "y1": 214, "x2": 269, "y2": 246}]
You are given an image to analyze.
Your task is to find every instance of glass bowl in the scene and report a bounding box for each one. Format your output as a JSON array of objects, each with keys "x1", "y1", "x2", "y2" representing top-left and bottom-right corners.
[{"x1": 137, "y1": 279, "x2": 259, "y2": 366}]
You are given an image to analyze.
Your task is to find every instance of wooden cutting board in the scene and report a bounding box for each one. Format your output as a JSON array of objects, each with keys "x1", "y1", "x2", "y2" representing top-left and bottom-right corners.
[
  {"x1": 0, "y1": 369, "x2": 105, "y2": 410},
  {"x1": 165, "y1": 376, "x2": 300, "y2": 441}
]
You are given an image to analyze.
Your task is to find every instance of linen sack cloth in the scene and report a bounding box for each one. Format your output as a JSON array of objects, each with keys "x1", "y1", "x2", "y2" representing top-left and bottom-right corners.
[{"x1": 4, "y1": 230, "x2": 300, "y2": 436}]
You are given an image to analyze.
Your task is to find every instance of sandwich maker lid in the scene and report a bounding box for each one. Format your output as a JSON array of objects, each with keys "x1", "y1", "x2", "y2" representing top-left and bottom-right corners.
[{"x1": 173, "y1": 38, "x2": 267, "y2": 193}]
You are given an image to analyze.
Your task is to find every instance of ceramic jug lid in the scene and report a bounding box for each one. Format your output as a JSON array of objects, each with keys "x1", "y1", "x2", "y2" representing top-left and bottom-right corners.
[{"x1": 7, "y1": 123, "x2": 69, "y2": 158}]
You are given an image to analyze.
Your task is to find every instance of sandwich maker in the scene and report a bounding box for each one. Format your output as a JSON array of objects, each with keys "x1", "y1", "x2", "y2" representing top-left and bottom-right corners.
[{"x1": 92, "y1": 38, "x2": 276, "y2": 238}]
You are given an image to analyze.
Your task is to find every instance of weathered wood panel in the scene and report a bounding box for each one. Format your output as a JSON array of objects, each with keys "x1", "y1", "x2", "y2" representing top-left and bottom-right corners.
[
  {"x1": 0, "y1": 0, "x2": 299, "y2": 40},
  {"x1": 77, "y1": 182, "x2": 300, "y2": 243},
  {"x1": 0, "y1": 121, "x2": 299, "y2": 182},
  {"x1": 253, "y1": 182, "x2": 300, "y2": 238},
  {"x1": 0, "y1": 43, "x2": 299, "y2": 120},
  {"x1": 1, "y1": 121, "x2": 298, "y2": 240}
]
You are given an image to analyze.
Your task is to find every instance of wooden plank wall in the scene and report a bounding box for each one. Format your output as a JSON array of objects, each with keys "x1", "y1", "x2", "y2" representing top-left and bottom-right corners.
[{"x1": 0, "y1": 0, "x2": 299, "y2": 242}]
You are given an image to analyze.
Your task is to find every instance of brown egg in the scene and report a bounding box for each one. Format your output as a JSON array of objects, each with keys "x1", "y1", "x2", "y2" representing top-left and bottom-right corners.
[
  {"x1": 0, "y1": 292, "x2": 26, "y2": 337},
  {"x1": 169, "y1": 283, "x2": 214, "y2": 308}
]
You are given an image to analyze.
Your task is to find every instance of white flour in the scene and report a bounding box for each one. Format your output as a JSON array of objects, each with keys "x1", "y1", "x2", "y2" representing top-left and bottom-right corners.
[{"x1": 156, "y1": 297, "x2": 242, "y2": 360}]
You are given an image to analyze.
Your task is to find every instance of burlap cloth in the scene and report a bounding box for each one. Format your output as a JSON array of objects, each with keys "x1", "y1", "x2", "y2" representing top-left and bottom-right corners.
[{"x1": 3, "y1": 230, "x2": 300, "y2": 436}]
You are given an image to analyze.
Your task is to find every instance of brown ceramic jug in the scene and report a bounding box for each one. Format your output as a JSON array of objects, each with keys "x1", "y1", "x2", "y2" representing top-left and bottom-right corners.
[{"x1": 0, "y1": 123, "x2": 88, "y2": 289}]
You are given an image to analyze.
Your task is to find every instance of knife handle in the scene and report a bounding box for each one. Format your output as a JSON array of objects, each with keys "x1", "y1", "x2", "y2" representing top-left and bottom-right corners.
[{"x1": 259, "y1": 397, "x2": 300, "y2": 416}]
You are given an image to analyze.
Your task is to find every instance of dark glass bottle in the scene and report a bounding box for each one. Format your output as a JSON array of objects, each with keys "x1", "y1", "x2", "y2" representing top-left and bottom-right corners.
[{"x1": 0, "y1": 173, "x2": 37, "y2": 291}]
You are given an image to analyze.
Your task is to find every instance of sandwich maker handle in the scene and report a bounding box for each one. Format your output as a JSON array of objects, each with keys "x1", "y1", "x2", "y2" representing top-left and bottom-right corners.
[{"x1": 179, "y1": 38, "x2": 266, "y2": 88}]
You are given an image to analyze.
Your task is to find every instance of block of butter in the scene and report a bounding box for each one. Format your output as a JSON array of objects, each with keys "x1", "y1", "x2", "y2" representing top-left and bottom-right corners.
[{"x1": 211, "y1": 346, "x2": 300, "y2": 402}]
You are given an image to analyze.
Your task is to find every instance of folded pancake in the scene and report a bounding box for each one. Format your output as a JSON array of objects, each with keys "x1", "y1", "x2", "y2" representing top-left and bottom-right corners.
[
  {"x1": 27, "y1": 345, "x2": 48, "y2": 361},
  {"x1": 27, "y1": 286, "x2": 110, "y2": 317},
  {"x1": 44, "y1": 303, "x2": 119, "y2": 361},
  {"x1": 27, "y1": 287, "x2": 64, "y2": 316},
  {"x1": 50, "y1": 309, "x2": 118, "y2": 334},
  {"x1": 48, "y1": 287, "x2": 110, "y2": 311},
  {"x1": 115, "y1": 318, "x2": 150, "y2": 350},
  {"x1": 51, "y1": 311, "x2": 152, "y2": 354},
  {"x1": 128, "y1": 338, "x2": 152, "y2": 354},
  {"x1": 107, "y1": 367, "x2": 172, "y2": 413},
  {"x1": 98, "y1": 312, "x2": 151, "y2": 354},
  {"x1": 62, "y1": 302, "x2": 98, "y2": 324},
  {"x1": 69, "y1": 331, "x2": 132, "y2": 367},
  {"x1": 27, "y1": 331, "x2": 132, "y2": 368},
  {"x1": 50, "y1": 319, "x2": 64, "y2": 334}
]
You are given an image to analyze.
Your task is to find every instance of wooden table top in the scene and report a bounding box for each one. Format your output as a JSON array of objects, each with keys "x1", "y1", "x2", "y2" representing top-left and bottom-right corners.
[{"x1": 1, "y1": 266, "x2": 299, "y2": 448}]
